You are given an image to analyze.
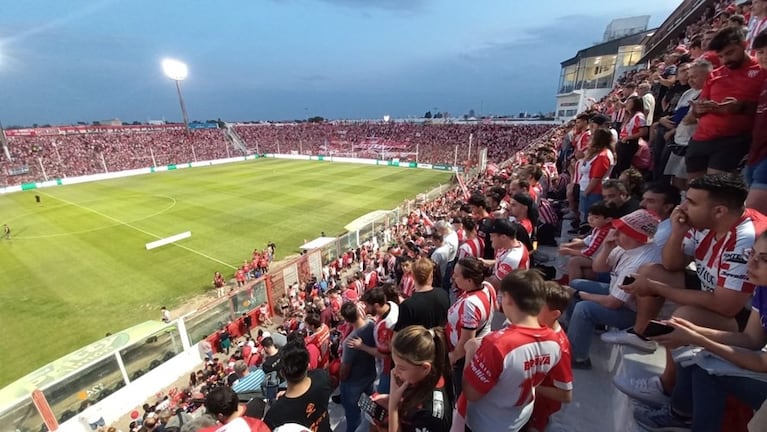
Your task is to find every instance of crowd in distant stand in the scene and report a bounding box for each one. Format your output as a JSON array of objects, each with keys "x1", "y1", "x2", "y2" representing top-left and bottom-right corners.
[
  {"x1": 0, "y1": 129, "x2": 232, "y2": 186},
  {"x1": 233, "y1": 122, "x2": 553, "y2": 164}
]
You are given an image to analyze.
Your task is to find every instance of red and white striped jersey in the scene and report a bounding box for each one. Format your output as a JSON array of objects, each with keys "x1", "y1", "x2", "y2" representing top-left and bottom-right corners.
[
  {"x1": 375, "y1": 302, "x2": 399, "y2": 373},
  {"x1": 305, "y1": 323, "x2": 331, "y2": 367},
  {"x1": 401, "y1": 273, "x2": 416, "y2": 298},
  {"x1": 462, "y1": 324, "x2": 568, "y2": 432},
  {"x1": 682, "y1": 208, "x2": 767, "y2": 294},
  {"x1": 494, "y1": 245, "x2": 530, "y2": 280},
  {"x1": 446, "y1": 281, "x2": 496, "y2": 351},
  {"x1": 459, "y1": 237, "x2": 484, "y2": 260}
]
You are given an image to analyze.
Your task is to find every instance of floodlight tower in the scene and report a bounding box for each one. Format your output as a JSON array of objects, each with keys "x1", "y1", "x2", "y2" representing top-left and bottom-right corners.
[{"x1": 161, "y1": 58, "x2": 190, "y2": 132}]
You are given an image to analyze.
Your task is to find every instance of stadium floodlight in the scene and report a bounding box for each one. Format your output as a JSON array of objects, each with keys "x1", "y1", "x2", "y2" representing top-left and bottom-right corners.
[
  {"x1": 161, "y1": 58, "x2": 190, "y2": 132},
  {"x1": 383, "y1": 115, "x2": 390, "y2": 122}
]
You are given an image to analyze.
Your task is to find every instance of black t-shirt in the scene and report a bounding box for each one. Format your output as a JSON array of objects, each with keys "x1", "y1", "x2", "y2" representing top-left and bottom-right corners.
[
  {"x1": 616, "y1": 197, "x2": 641, "y2": 217},
  {"x1": 262, "y1": 354, "x2": 280, "y2": 375},
  {"x1": 476, "y1": 217, "x2": 495, "y2": 259},
  {"x1": 263, "y1": 369, "x2": 332, "y2": 432},
  {"x1": 394, "y1": 289, "x2": 450, "y2": 331},
  {"x1": 400, "y1": 380, "x2": 453, "y2": 432}
]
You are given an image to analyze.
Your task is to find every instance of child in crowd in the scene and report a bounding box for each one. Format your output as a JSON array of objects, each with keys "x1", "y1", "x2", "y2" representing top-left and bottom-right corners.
[
  {"x1": 565, "y1": 209, "x2": 660, "y2": 369},
  {"x1": 559, "y1": 201, "x2": 616, "y2": 281},
  {"x1": 525, "y1": 281, "x2": 574, "y2": 432}
]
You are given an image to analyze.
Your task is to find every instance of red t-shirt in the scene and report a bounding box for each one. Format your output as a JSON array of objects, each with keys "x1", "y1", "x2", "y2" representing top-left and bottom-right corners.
[
  {"x1": 748, "y1": 77, "x2": 767, "y2": 166},
  {"x1": 694, "y1": 57, "x2": 766, "y2": 141}
]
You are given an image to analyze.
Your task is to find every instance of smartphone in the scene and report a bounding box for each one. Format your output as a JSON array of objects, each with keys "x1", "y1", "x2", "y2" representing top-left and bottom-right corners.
[
  {"x1": 622, "y1": 276, "x2": 636, "y2": 285},
  {"x1": 641, "y1": 320, "x2": 674, "y2": 338},
  {"x1": 358, "y1": 393, "x2": 388, "y2": 424}
]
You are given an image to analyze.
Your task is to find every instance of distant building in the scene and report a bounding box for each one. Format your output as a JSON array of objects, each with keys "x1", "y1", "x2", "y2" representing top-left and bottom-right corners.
[
  {"x1": 603, "y1": 16, "x2": 650, "y2": 42},
  {"x1": 99, "y1": 118, "x2": 122, "y2": 126},
  {"x1": 555, "y1": 30, "x2": 650, "y2": 122}
]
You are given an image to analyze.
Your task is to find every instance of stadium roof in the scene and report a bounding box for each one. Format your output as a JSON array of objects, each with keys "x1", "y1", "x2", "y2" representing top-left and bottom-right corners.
[
  {"x1": 638, "y1": 0, "x2": 714, "y2": 63},
  {"x1": 560, "y1": 30, "x2": 654, "y2": 67},
  {"x1": 0, "y1": 320, "x2": 170, "y2": 411}
]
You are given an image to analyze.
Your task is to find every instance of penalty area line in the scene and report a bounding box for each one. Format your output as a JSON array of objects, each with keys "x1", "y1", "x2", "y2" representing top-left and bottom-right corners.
[{"x1": 37, "y1": 191, "x2": 238, "y2": 270}]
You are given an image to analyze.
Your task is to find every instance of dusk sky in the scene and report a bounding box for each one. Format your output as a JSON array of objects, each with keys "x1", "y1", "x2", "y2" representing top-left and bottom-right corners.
[{"x1": 0, "y1": 0, "x2": 679, "y2": 125}]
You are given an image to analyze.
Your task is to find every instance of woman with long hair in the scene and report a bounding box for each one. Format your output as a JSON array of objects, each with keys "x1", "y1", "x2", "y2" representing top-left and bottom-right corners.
[
  {"x1": 387, "y1": 325, "x2": 453, "y2": 432},
  {"x1": 509, "y1": 192, "x2": 539, "y2": 238},
  {"x1": 615, "y1": 95, "x2": 648, "y2": 177},
  {"x1": 446, "y1": 257, "x2": 496, "y2": 395},
  {"x1": 577, "y1": 128, "x2": 614, "y2": 221}
]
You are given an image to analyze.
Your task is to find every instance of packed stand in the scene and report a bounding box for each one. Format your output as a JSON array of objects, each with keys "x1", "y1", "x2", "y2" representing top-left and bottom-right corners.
[
  {"x1": 83, "y1": 2, "x2": 767, "y2": 431},
  {"x1": 0, "y1": 128, "x2": 234, "y2": 186},
  {"x1": 233, "y1": 122, "x2": 553, "y2": 165}
]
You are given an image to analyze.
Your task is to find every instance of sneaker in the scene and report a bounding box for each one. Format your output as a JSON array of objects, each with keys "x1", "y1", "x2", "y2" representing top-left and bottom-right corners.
[
  {"x1": 562, "y1": 210, "x2": 578, "y2": 220},
  {"x1": 633, "y1": 405, "x2": 691, "y2": 431},
  {"x1": 601, "y1": 328, "x2": 658, "y2": 353},
  {"x1": 613, "y1": 375, "x2": 670, "y2": 407}
]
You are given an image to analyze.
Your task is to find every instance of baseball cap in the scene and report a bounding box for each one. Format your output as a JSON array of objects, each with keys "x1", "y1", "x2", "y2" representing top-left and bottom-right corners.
[
  {"x1": 487, "y1": 218, "x2": 517, "y2": 237},
  {"x1": 612, "y1": 209, "x2": 659, "y2": 243},
  {"x1": 590, "y1": 114, "x2": 611, "y2": 126}
]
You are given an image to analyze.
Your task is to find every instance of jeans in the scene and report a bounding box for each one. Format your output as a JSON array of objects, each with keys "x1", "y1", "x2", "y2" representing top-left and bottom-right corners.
[
  {"x1": 579, "y1": 192, "x2": 603, "y2": 221},
  {"x1": 340, "y1": 379, "x2": 374, "y2": 432},
  {"x1": 377, "y1": 372, "x2": 391, "y2": 394},
  {"x1": 566, "y1": 279, "x2": 636, "y2": 361},
  {"x1": 672, "y1": 364, "x2": 767, "y2": 432}
]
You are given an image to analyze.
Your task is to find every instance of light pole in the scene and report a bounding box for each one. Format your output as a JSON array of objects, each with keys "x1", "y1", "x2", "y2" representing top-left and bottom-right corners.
[{"x1": 161, "y1": 58, "x2": 190, "y2": 132}]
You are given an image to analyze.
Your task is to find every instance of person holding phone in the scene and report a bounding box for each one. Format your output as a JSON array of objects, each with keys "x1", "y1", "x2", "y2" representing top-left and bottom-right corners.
[
  {"x1": 564, "y1": 209, "x2": 661, "y2": 369},
  {"x1": 634, "y1": 230, "x2": 767, "y2": 431},
  {"x1": 685, "y1": 26, "x2": 765, "y2": 181}
]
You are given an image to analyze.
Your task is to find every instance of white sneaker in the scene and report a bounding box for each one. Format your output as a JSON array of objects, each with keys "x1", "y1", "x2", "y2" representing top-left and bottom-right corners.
[
  {"x1": 613, "y1": 375, "x2": 670, "y2": 408},
  {"x1": 601, "y1": 329, "x2": 658, "y2": 353}
]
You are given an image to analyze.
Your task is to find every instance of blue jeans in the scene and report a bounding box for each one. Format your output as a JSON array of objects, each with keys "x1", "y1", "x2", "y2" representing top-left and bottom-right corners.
[
  {"x1": 377, "y1": 372, "x2": 391, "y2": 394},
  {"x1": 566, "y1": 279, "x2": 636, "y2": 361},
  {"x1": 672, "y1": 364, "x2": 767, "y2": 431},
  {"x1": 340, "y1": 379, "x2": 374, "y2": 432},
  {"x1": 745, "y1": 158, "x2": 767, "y2": 190},
  {"x1": 579, "y1": 192, "x2": 603, "y2": 221}
]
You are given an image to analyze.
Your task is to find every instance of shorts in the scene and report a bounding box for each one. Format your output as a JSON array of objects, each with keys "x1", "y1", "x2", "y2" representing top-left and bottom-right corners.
[
  {"x1": 579, "y1": 192, "x2": 603, "y2": 218},
  {"x1": 744, "y1": 158, "x2": 767, "y2": 190},
  {"x1": 664, "y1": 152, "x2": 687, "y2": 179},
  {"x1": 685, "y1": 135, "x2": 749, "y2": 173},
  {"x1": 684, "y1": 268, "x2": 702, "y2": 291}
]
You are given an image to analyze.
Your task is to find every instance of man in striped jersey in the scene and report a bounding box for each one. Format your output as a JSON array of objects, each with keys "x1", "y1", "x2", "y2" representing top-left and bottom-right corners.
[{"x1": 615, "y1": 174, "x2": 767, "y2": 407}]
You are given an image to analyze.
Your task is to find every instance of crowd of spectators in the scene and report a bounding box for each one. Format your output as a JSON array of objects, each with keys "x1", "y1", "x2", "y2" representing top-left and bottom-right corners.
[
  {"x1": 0, "y1": 128, "x2": 233, "y2": 186},
  {"x1": 170, "y1": 2, "x2": 767, "y2": 430},
  {"x1": 17, "y1": 0, "x2": 767, "y2": 431},
  {"x1": 233, "y1": 122, "x2": 553, "y2": 165}
]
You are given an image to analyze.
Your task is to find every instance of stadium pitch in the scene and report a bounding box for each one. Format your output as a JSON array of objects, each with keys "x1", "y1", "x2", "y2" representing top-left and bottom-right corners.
[{"x1": 0, "y1": 159, "x2": 451, "y2": 386}]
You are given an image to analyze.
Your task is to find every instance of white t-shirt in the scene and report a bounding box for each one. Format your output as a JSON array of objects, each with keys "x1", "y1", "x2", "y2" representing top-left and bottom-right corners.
[
  {"x1": 642, "y1": 93, "x2": 656, "y2": 125},
  {"x1": 607, "y1": 244, "x2": 662, "y2": 311},
  {"x1": 654, "y1": 218, "x2": 672, "y2": 249}
]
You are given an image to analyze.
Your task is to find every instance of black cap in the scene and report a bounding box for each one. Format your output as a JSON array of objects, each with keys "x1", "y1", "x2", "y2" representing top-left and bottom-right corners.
[
  {"x1": 487, "y1": 218, "x2": 517, "y2": 237},
  {"x1": 590, "y1": 113, "x2": 611, "y2": 126}
]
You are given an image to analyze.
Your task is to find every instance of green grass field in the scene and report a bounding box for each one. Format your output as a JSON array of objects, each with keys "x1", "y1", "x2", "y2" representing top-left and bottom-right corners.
[{"x1": 0, "y1": 159, "x2": 451, "y2": 386}]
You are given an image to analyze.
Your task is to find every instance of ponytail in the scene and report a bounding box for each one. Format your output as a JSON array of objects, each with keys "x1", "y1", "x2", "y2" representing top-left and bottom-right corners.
[{"x1": 392, "y1": 326, "x2": 454, "y2": 418}]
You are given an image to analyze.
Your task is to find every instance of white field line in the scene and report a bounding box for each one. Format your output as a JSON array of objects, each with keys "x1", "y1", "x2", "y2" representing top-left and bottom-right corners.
[{"x1": 38, "y1": 191, "x2": 237, "y2": 269}]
